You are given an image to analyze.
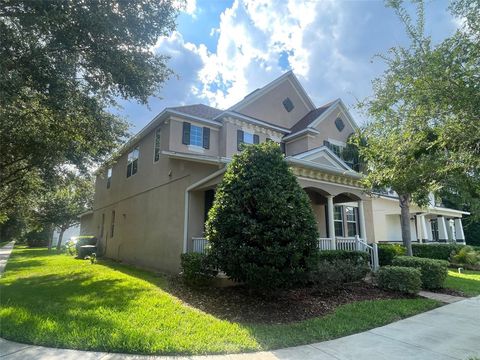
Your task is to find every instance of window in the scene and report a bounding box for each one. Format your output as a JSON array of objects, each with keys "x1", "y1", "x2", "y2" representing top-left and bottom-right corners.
[
  {"x1": 330, "y1": 143, "x2": 342, "y2": 157},
  {"x1": 126, "y1": 147, "x2": 139, "y2": 178},
  {"x1": 106, "y1": 168, "x2": 112, "y2": 189},
  {"x1": 335, "y1": 117, "x2": 345, "y2": 132},
  {"x1": 153, "y1": 128, "x2": 161, "y2": 162},
  {"x1": 110, "y1": 211, "x2": 115, "y2": 238},
  {"x1": 345, "y1": 206, "x2": 358, "y2": 237},
  {"x1": 237, "y1": 130, "x2": 259, "y2": 150},
  {"x1": 431, "y1": 219, "x2": 439, "y2": 241},
  {"x1": 334, "y1": 205, "x2": 344, "y2": 237},
  {"x1": 190, "y1": 124, "x2": 203, "y2": 147},
  {"x1": 282, "y1": 97, "x2": 294, "y2": 112},
  {"x1": 182, "y1": 122, "x2": 210, "y2": 149}
]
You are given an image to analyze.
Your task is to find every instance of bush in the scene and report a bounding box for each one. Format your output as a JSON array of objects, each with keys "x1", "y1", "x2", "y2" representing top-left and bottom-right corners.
[
  {"x1": 450, "y1": 246, "x2": 480, "y2": 268},
  {"x1": 378, "y1": 244, "x2": 406, "y2": 266},
  {"x1": 412, "y1": 243, "x2": 463, "y2": 261},
  {"x1": 377, "y1": 266, "x2": 422, "y2": 294},
  {"x1": 180, "y1": 253, "x2": 218, "y2": 286},
  {"x1": 392, "y1": 256, "x2": 448, "y2": 289},
  {"x1": 206, "y1": 143, "x2": 319, "y2": 291},
  {"x1": 310, "y1": 250, "x2": 370, "y2": 288},
  {"x1": 24, "y1": 229, "x2": 50, "y2": 247}
]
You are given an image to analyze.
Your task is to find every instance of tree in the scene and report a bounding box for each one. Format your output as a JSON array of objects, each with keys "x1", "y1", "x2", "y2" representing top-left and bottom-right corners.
[
  {"x1": 356, "y1": 0, "x2": 479, "y2": 254},
  {"x1": 205, "y1": 143, "x2": 319, "y2": 291},
  {"x1": 0, "y1": 0, "x2": 181, "y2": 217},
  {"x1": 36, "y1": 174, "x2": 94, "y2": 251}
]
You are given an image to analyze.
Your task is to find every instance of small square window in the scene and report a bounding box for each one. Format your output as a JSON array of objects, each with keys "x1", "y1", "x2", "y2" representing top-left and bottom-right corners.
[
  {"x1": 243, "y1": 132, "x2": 254, "y2": 144},
  {"x1": 282, "y1": 97, "x2": 294, "y2": 112}
]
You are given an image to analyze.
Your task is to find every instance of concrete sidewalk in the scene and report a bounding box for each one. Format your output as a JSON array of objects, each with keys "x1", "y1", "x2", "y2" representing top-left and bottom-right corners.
[{"x1": 1, "y1": 242, "x2": 479, "y2": 360}]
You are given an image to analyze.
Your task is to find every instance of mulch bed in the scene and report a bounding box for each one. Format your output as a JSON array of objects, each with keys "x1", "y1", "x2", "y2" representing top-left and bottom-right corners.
[
  {"x1": 430, "y1": 287, "x2": 466, "y2": 297},
  {"x1": 166, "y1": 277, "x2": 411, "y2": 324}
]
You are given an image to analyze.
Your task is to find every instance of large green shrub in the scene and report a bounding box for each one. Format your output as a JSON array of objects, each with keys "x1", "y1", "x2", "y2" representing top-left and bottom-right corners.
[
  {"x1": 412, "y1": 243, "x2": 463, "y2": 261},
  {"x1": 377, "y1": 266, "x2": 422, "y2": 294},
  {"x1": 310, "y1": 250, "x2": 370, "y2": 288},
  {"x1": 392, "y1": 256, "x2": 448, "y2": 289},
  {"x1": 378, "y1": 244, "x2": 406, "y2": 265},
  {"x1": 24, "y1": 229, "x2": 51, "y2": 247},
  {"x1": 180, "y1": 253, "x2": 218, "y2": 286},
  {"x1": 206, "y1": 142, "x2": 319, "y2": 290}
]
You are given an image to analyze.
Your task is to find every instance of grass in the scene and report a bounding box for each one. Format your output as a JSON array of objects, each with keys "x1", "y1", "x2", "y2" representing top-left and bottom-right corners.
[
  {"x1": 0, "y1": 246, "x2": 440, "y2": 355},
  {"x1": 445, "y1": 269, "x2": 480, "y2": 296}
]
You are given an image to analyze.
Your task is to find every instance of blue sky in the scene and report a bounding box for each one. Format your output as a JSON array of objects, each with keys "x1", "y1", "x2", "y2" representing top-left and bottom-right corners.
[{"x1": 113, "y1": 0, "x2": 459, "y2": 134}]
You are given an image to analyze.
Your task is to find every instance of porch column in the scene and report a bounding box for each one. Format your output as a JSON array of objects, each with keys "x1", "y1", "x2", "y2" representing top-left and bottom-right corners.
[
  {"x1": 454, "y1": 218, "x2": 465, "y2": 244},
  {"x1": 327, "y1": 195, "x2": 336, "y2": 249},
  {"x1": 415, "y1": 215, "x2": 423, "y2": 243},
  {"x1": 358, "y1": 200, "x2": 367, "y2": 242},
  {"x1": 426, "y1": 219, "x2": 433, "y2": 242},
  {"x1": 437, "y1": 216, "x2": 448, "y2": 242},
  {"x1": 420, "y1": 215, "x2": 429, "y2": 242}
]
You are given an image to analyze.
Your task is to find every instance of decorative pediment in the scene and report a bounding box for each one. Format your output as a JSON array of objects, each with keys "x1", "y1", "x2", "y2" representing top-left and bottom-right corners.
[{"x1": 293, "y1": 147, "x2": 352, "y2": 172}]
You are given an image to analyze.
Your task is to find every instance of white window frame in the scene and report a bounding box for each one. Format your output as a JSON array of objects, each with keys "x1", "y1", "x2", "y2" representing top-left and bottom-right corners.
[
  {"x1": 190, "y1": 124, "x2": 203, "y2": 147},
  {"x1": 334, "y1": 205, "x2": 344, "y2": 237},
  {"x1": 345, "y1": 206, "x2": 358, "y2": 237},
  {"x1": 243, "y1": 131, "x2": 254, "y2": 144},
  {"x1": 127, "y1": 146, "x2": 139, "y2": 178}
]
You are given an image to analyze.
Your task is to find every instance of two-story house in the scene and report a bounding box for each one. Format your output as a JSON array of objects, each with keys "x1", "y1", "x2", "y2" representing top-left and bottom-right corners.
[{"x1": 80, "y1": 71, "x2": 468, "y2": 273}]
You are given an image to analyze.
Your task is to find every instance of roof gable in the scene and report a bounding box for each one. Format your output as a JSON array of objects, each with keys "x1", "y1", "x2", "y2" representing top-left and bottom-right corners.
[{"x1": 293, "y1": 146, "x2": 353, "y2": 172}]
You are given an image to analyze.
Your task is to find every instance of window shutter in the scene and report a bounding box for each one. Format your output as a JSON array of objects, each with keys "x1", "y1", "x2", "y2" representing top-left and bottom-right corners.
[
  {"x1": 253, "y1": 134, "x2": 259, "y2": 144},
  {"x1": 280, "y1": 142, "x2": 286, "y2": 154},
  {"x1": 323, "y1": 140, "x2": 330, "y2": 149},
  {"x1": 202, "y1": 127, "x2": 210, "y2": 149},
  {"x1": 182, "y1": 122, "x2": 191, "y2": 145},
  {"x1": 237, "y1": 130, "x2": 244, "y2": 151}
]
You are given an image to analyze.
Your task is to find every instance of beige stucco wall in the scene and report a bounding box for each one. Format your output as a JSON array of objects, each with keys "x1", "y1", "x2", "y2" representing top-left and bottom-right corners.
[
  {"x1": 236, "y1": 78, "x2": 311, "y2": 129},
  {"x1": 309, "y1": 107, "x2": 356, "y2": 148},
  {"x1": 79, "y1": 213, "x2": 94, "y2": 236}
]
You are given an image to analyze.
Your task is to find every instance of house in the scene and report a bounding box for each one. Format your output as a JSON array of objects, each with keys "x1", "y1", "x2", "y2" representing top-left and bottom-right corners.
[{"x1": 80, "y1": 71, "x2": 468, "y2": 273}]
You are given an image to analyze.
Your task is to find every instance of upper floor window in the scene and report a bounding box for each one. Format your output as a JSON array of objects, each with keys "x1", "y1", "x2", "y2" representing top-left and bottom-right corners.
[
  {"x1": 237, "y1": 130, "x2": 259, "y2": 150},
  {"x1": 153, "y1": 128, "x2": 161, "y2": 162},
  {"x1": 182, "y1": 122, "x2": 210, "y2": 149},
  {"x1": 335, "y1": 117, "x2": 345, "y2": 132},
  {"x1": 110, "y1": 210, "x2": 115, "y2": 238},
  {"x1": 324, "y1": 140, "x2": 344, "y2": 158},
  {"x1": 106, "y1": 168, "x2": 112, "y2": 189},
  {"x1": 282, "y1": 97, "x2": 294, "y2": 112},
  {"x1": 126, "y1": 147, "x2": 139, "y2": 178}
]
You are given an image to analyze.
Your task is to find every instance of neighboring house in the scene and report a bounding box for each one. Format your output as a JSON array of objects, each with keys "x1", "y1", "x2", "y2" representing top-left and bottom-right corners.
[{"x1": 80, "y1": 71, "x2": 468, "y2": 273}]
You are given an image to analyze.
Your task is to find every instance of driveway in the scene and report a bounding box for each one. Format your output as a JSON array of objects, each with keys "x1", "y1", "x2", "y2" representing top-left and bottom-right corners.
[{"x1": 0, "y1": 242, "x2": 479, "y2": 359}]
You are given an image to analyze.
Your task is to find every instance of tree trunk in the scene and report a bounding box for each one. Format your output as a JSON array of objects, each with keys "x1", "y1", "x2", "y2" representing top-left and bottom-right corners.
[
  {"x1": 56, "y1": 228, "x2": 65, "y2": 252},
  {"x1": 399, "y1": 193, "x2": 413, "y2": 256},
  {"x1": 48, "y1": 236, "x2": 53, "y2": 251}
]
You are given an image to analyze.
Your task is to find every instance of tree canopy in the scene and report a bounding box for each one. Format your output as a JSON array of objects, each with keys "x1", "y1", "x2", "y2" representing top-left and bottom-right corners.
[
  {"x1": 0, "y1": 0, "x2": 180, "y2": 219},
  {"x1": 356, "y1": 0, "x2": 480, "y2": 253}
]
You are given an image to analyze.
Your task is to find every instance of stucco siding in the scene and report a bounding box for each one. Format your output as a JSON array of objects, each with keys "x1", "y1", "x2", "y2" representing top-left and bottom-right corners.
[{"x1": 236, "y1": 79, "x2": 311, "y2": 129}]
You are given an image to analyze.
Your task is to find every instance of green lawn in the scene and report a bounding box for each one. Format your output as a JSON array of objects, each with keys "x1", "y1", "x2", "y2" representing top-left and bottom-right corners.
[
  {"x1": 445, "y1": 269, "x2": 480, "y2": 296},
  {"x1": 0, "y1": 246, "x2": 439, "y2": 355}
]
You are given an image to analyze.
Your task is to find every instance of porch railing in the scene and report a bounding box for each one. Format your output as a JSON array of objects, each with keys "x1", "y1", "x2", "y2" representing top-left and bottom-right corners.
[
  {"x1": 190, "y1": 235, "x2": 379, "y2": 271},
  {"x1": 318, "y1": 235, "x2": 379, "y2": 271}
]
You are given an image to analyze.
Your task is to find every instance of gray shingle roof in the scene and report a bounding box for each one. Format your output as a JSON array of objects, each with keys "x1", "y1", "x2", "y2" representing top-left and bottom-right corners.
[
  {"x1": 169, "y1": 104, "x2": 223, "y2": 120},
  {"x1": 289, "y1": 100, "x2": 337, "y2": 134}
]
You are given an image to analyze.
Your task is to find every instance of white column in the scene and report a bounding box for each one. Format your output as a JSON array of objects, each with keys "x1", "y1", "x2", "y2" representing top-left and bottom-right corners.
[
  {"x1": 437, "y1": 216, "x2": 448, "y2": 242},
  {"x1": 327, "y1": 195, "x2": 336, "y2": 250},
  {"x1": 358, "y1": 200, "x2": 367, "y2": 242},
  {"x1": 420, "y1": 215, "x2": 429, "y2": 242},
  {"x1": 454, "y1": 218, "x2": 465, "y2": 244},
  {"x1": 415, "y1": 215, "x2": 422, "y2": 243},
  {"x1": 426, "y1": 219, "x2": 433, "y2": 242}
]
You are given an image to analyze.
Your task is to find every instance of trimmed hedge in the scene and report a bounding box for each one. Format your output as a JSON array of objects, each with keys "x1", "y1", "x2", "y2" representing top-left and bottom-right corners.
[
  {"x1": 412, "y1": 243, "x2": 463, "y2": 261},
  {"x1": 377, "y1": 266, "x2": 422, "y2": 294},
  {"x1": 180, "y1": 253, "x2": 218, "y2": 286},
  {"x1": 378, "y1": 244, "x2": 406, "y2": 266},
  {"x1": 392, "y1": 256, "x2": 448, "y2": 289},
  {"x1": 310, "y1": 250, "x2": 370, "y2": 288}
]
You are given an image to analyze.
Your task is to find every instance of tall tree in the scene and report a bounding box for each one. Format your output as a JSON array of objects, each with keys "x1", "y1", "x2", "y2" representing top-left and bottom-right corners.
[
  {"x1": 0, "y1": 0, "x2": 181, "y2": 217},
  {"x1": 356, "y1": 0, "x2": 480, "y2": 254},
  {"x1": 36, "y1": 173, "x2": 94, "y2": 251}
]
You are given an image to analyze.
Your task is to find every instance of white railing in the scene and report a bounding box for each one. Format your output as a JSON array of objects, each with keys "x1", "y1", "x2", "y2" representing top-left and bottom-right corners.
[
  {"x1": 317, "y1": 235, "x2": 379, "y2": 271},
  {"x1": 191, "y1": 237, "x2": 208, "y2": 254}
]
